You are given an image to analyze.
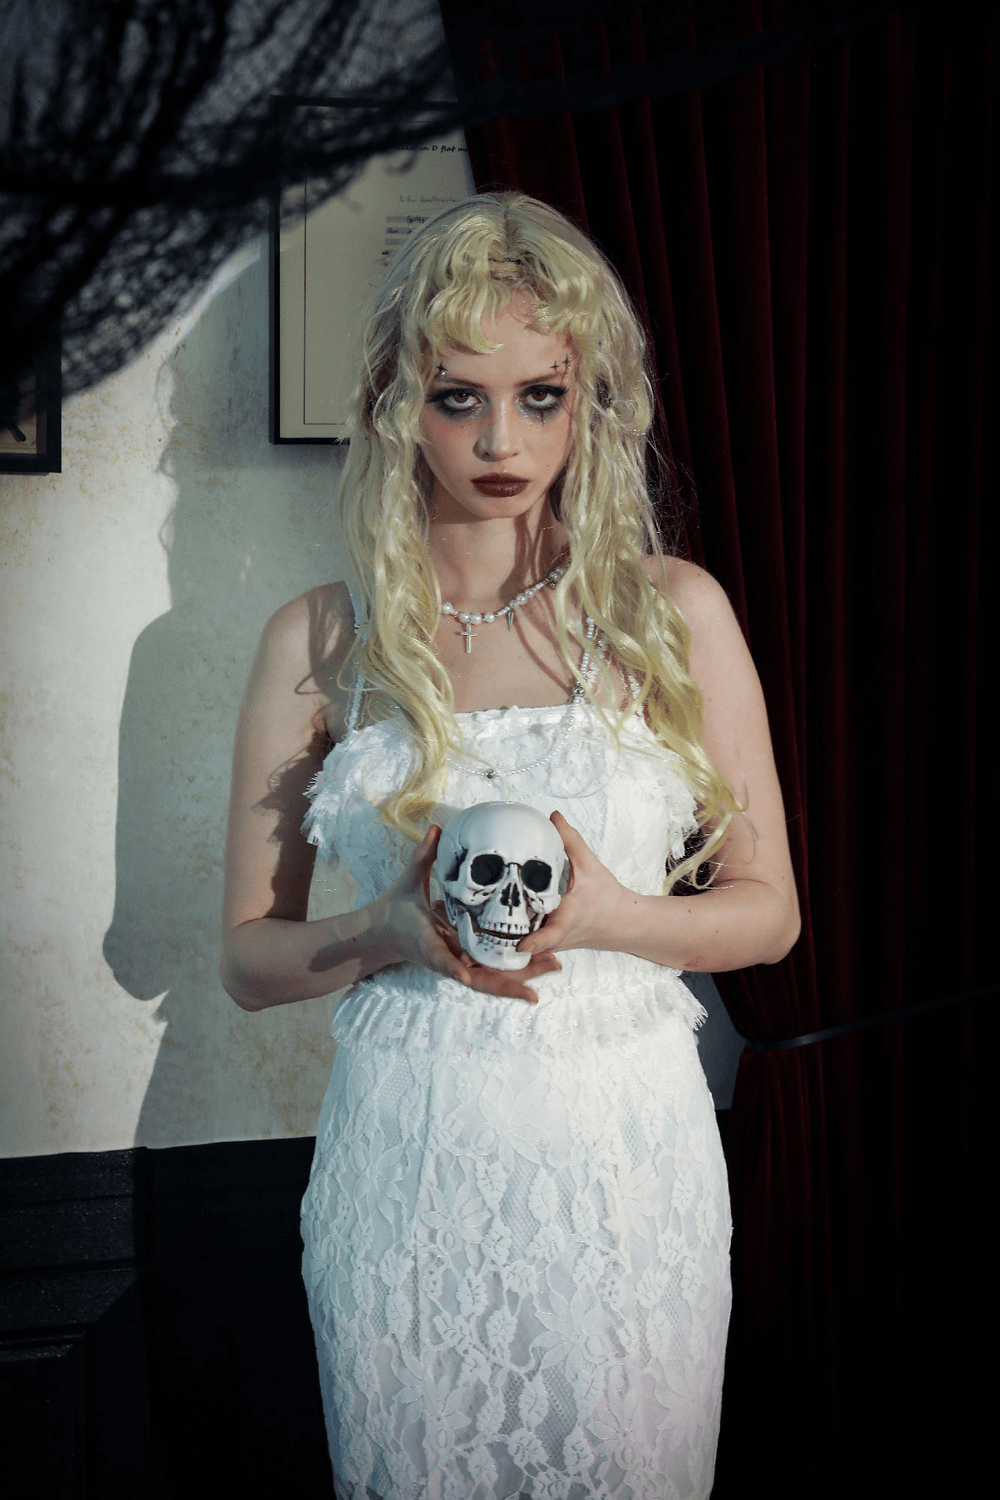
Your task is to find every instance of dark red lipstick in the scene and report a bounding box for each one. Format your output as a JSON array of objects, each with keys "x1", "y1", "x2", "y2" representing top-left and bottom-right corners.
[{"x1": 472, "y1": 476, "x2": 530, "y2": 497}]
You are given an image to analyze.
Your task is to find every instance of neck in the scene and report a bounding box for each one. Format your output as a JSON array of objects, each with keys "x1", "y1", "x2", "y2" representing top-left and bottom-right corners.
[{"x1": 429, "y1": 510, "x2": 569, "y2": 609}]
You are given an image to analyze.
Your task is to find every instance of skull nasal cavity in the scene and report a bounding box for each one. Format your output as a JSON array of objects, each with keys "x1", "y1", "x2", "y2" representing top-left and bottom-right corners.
[
  {"x1": 470, "y1": 853, "x2": 505, "y2": 885},
  {"x1": 500, "y1": 882, "x2": 521, "y2": 910}
]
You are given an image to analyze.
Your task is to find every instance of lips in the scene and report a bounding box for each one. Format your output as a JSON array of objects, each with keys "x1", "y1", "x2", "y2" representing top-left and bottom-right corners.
[{"x1": 472, "y1": 476, "x2": 530, "y2": 497}]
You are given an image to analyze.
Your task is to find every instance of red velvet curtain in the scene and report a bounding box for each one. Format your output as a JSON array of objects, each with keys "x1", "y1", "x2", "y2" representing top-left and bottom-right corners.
[{"x1": 447, "y1": 2, "x2": 993, "y2": 1492}]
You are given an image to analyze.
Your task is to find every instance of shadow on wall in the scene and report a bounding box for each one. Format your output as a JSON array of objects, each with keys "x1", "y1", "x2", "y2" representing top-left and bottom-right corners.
[{"x1": 103, "y1": 248, "x2": 354, "y2": 1149}]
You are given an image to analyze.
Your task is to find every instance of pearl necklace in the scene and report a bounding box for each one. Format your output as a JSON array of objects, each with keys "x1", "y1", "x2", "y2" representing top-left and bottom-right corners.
[
  {"x1": 442, "y1": 561, "x2": 568, "y2": 655},
  {"x1": 448, "y1": 618, "x2": 599, "y2": 782}
]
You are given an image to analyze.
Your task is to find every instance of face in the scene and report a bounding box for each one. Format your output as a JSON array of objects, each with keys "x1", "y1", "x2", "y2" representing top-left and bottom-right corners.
[{"x1": 418, "y1": 297, "x2": 576, "y2": 526}]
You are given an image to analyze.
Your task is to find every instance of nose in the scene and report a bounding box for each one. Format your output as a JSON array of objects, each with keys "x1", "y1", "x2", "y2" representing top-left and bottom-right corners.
[{"x1": 474, "y1": 401, "x2": 518, "y2": 462}]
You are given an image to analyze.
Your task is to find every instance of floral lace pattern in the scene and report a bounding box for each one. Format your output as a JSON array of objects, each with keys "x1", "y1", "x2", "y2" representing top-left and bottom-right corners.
[{"x1": 301, "y1": 706, "x2": 732, "y2": 1499}]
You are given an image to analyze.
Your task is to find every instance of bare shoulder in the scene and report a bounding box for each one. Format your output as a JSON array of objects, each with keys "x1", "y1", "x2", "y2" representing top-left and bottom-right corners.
[
  {"x1": 246, "y1": 581, "x2": 356, "y2": 741},
  {"x1": 643, "y1": 555, "x2": 743, "y2": 652},
  {"x1": 257, "y1": 581, "x2": 353, "y2": 675}
]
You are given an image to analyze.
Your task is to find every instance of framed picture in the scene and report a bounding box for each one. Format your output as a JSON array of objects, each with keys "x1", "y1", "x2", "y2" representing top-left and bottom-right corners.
[
  {"x1": 0, "y1": 324, "x2": 61, "y2": 474},
  {"x1": 270, "y1": 98, "x2": 476, "y2": 444}
]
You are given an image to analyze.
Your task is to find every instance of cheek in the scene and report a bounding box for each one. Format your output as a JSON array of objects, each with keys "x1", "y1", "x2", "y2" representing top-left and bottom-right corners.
[
  {"x1": 419, "y1": 409, "x2": 465, "y2": 456},
  {"x1": 551, "y1": 407, "x2": 575, "y2": 466}
]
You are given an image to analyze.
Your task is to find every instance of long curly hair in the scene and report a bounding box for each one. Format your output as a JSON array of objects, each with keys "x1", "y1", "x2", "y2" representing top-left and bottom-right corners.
[{"x1": 337, "y1": 191, "x2": 735, "y2": 891}]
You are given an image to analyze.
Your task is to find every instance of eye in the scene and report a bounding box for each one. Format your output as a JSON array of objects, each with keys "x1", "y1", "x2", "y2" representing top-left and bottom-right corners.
[
  {"x1": 522, "y1": 860, "x2": 553, "y2": 892},
  {"x1": 429, "y1": 388, "x2": 481, "y2": 416},
  {"x1": 470, "y1": 853, "x2": 505, "y2": 885},
  {"x1": 520, "y1": 385, "x2": 566, "y2": 415}
]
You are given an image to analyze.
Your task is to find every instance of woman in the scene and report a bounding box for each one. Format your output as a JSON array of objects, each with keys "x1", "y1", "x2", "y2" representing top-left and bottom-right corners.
[{"x1": 222, "y1": 193, "x2": 799, "y2": 1499}]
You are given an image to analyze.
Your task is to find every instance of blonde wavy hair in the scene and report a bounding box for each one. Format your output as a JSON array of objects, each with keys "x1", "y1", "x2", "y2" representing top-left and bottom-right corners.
[{"x1": 337, "y1": 191, "x2": 735, "y2": 891}]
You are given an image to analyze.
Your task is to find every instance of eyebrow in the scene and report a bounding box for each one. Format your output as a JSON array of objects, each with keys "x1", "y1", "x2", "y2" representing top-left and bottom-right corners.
[{"x1": 430, "y1": 371, "x2": 569, "y2": 389}]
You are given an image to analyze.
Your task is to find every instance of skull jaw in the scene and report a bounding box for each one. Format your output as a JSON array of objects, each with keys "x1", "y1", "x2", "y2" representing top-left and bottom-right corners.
[{"x1": 447, "y1": 900, "x2": 534, "y2": 971}]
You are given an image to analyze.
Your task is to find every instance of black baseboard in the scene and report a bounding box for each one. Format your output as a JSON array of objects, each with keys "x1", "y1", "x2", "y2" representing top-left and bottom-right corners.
[{"x1": 0, "y1": 1139, "x2": 334, "y2": 1500}]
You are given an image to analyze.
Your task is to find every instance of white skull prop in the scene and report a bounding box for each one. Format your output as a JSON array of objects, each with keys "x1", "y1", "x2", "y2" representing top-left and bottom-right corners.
[{"x1": 435, "y1": 802, "x2": 567, "y2": 970}]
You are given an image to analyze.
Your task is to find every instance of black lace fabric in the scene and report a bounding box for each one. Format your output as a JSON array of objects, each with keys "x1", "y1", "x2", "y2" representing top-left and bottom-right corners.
[{"x1": 1, "y1": 0, "x2": 462, "y2": 398}]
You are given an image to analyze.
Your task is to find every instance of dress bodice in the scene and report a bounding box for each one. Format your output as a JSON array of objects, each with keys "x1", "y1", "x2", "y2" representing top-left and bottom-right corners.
[{"x1": 303, "y1": 703, "x2": 705, "y2": 1058}]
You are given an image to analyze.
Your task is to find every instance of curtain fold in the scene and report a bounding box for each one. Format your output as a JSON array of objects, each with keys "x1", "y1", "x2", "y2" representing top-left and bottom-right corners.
[{"x1": 445, "y1": 1, "x2": 993, "y2": 1492}]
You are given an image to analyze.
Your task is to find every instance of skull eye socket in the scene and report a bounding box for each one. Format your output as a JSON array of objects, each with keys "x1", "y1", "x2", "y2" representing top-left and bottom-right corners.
[
  {"x1": 470, "y1": 853, "x2": 505, "y2": 886},
  {"x1": 522, "y1": 860, "x2": 553, "y2": 892}
]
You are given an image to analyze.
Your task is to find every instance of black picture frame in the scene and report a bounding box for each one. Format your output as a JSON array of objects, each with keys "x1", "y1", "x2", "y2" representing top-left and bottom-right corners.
[
  {"x1": 0, "y1": 323, "x2": 62, "y2": 475},
  {"x1": 269, "y1": 96, "x2": 473, "y2": 445},
  {"x1": 269, "y1": 95, "x2": 337, "y2": 447}
]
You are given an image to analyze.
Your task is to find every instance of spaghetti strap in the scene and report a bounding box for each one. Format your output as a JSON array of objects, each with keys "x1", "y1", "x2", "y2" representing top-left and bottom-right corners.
[{"x1": 344, "y1": 589, "x2": 365, "y2": 738}]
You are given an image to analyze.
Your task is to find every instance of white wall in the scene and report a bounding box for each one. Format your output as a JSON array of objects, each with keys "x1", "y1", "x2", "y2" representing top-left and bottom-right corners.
[
  {"x1": 0, "y1": 237, "x2": 742, "y2": 1160},
  {"x1": 0, "y1": 241, "x2": 356, "y2": 1156}
]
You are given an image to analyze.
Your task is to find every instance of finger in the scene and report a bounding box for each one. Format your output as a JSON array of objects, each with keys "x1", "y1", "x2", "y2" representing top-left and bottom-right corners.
[
  {"x1": 519, "y1": 920, "x2": 566, "y2": 955},
  {"x1": 470, "y1": 950, "x2": 561, "y2": 1000},
  {"x1": 419, "y1": 825, "x2": 442, "y2": 897},
  {"x1": 434, "y1": 921, "x2": 466, "y2": 960},
  {"x1": 426, "y1": 936, "x2": 473, "y2": 986},
  {"x1": 524, "y1": 952, "x2": 562, "y2": 976},
  {"x1": 505, "y1": 947, "x2": 561, "y2": 972},
  {"x1": 549, "y1": 809, "x2": 588, "y2": 856},
  {"x1": 468, "y1": 971, "x2": 539, "y2": 1004},
  {"x1": 417, "y1": 825, "x2": 440, "y2": 864},
  {"x1": 400, "y1": 826, "x2": 437, "y2": 886}
]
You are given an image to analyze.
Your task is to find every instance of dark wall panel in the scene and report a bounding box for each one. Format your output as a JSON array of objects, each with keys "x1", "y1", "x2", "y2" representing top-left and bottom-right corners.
[{"x1": 0, "y1": 1140, "x2": 333, "y2": 1500}]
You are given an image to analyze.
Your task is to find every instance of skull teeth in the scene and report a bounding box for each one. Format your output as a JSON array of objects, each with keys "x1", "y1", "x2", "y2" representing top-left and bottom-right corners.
[
  {"x1": 448, "y1": 900, "x2": 535, "y2": 971},
  {"x1": 468, "y1": 914, "x2": 533, "y2": 940},
  {"x1": 443, "y1": 895, "x2": 534, "y2": 939}
]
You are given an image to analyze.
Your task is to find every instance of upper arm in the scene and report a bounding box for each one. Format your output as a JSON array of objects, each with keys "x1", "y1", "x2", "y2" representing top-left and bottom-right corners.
[
  {"x1": 653, "y1": 558, "x2": 800, "y2": 934},
  {"x1": 221, "y1": 585, "x2": 352, "y2": 934}
]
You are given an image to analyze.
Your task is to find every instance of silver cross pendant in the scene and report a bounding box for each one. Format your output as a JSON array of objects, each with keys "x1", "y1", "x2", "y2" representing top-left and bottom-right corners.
[{"x1": 459, "y1": 621, "x2": 477, "y2": 654}]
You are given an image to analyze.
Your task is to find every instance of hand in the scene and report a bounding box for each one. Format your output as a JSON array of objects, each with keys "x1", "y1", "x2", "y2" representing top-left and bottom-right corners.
[
  {"x1": 517, "y1": 810, "x2": 629, "y2": 958},
  {"x1": 378, "y1": 827, "x2": 560, "y2": 1004}
]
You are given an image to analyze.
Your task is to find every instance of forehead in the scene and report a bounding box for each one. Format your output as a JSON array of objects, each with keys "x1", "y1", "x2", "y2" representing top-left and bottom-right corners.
[
  {"x1": 432, "y1": 288, "x2": 574, "y2": 372},
  {"x1": 434, "y1": 312, "x2": 575, "y2": 375}
]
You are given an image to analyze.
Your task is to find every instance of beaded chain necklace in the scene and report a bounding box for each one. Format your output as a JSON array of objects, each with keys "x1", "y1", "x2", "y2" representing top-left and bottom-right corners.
[
  {"x1": 447, "y1": 618, "x2": 599, "y2": 782},
  {"x1": 442, "y1": 560, "x2": 568, "y2": 655}
]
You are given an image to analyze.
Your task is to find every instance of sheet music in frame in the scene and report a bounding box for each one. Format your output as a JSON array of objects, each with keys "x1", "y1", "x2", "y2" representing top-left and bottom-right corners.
[{"x1": 272, "y1": 105, "x2": 475, "y2": 443}]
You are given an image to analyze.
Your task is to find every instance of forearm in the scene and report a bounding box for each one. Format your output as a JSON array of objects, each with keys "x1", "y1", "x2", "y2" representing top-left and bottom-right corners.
[
  {"x1": 221, "y1": 899, "x2": 391, "y2": 1012},
  {"x1": 606, "y1": 878, "x2": 800, "y2": 972}
]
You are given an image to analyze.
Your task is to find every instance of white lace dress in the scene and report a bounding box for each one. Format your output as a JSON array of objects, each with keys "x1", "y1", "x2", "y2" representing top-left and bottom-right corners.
[{"x1": 300, "y1": 705, "x2": 732, "y2": 1500}]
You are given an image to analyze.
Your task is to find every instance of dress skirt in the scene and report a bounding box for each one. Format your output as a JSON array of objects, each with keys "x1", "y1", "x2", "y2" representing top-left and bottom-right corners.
[{"x1": 300, "y1": 1009, "x2": 732, "y2": 1500}]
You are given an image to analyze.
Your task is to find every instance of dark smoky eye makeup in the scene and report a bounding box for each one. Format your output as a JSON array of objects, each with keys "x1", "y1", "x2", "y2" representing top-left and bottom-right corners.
[
  {"x1": 426, "y1": 388, "x2": 481, "y2": 416},
  {"x1": 424, "y1": 382, "x2": 569, "y2": 419},
  {"x1": 521, "y1": 384, "x2": 566, "y2": 406}
]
